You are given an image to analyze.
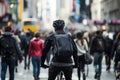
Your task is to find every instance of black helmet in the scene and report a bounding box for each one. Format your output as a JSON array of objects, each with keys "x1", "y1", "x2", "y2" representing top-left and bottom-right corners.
[{"x1": 53, "y1": 20, "x2": 65, "y2": 30}]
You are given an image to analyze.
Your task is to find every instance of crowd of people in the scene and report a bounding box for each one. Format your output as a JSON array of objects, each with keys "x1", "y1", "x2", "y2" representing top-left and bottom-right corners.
[{"x1": 0, "y1": 19, "x2": 120, "y2": 80}]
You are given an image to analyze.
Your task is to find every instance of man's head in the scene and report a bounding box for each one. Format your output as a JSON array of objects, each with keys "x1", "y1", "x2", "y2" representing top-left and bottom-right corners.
[
  {"x1": 53, "y1": 20, "x2": 65, "y2": 31},
  {"x1": 34, "y1": 31, "x2": 40, "y2": 38},
  {"x1": 5, "y1": 27, "x2": 11, "y2": 32},
  {"x1": 26, "y1": 30, "x2": 31, "y2": 36},
  {"x1": 96, "y1": 30, "x2": 102, "y2": 36}
]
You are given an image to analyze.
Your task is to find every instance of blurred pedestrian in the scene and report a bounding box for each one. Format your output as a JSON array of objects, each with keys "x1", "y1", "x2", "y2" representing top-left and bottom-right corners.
[
  {"x1": 111, "y1": 32, "x2": 120, "y2": 71},
  {"x1": 0, "y1": 26, "x2": 23, "y2": 80},
  {"x1": 14, "y1": 30, "x2": 22, "y2": 73},
  {"x1": 28, "y1": 31, "x2": 44, "y2": 80},
  {"x1": 103, "y1": 32, "x2": 113, "y2": 71},
  {"x1": 90, "y1": 30, "x2": 106, "y2": 80},
  {"x1": 23, "y1": 30, "x2": 33, "y2": 70},
  {"x1": 41, "y1": 20, "x2": 78, "y2": 80},
  {"x1": 75, "y1": 32, "x2": 88, "y2": 80}
]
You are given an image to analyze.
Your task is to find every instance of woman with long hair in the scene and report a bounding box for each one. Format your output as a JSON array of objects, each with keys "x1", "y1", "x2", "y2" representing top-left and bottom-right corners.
[{"x1": 75, "y1": 32, "x2": 88, "y2": 80}]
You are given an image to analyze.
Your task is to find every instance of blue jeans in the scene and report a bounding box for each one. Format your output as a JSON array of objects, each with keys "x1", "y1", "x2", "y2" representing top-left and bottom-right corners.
[
  {"x1": 93, "y1": 52, "x2": 103, "y2": 77},
  {"x1": 1, "y1": 58, "x2": 15, "y2": 80},
  {"x1": 31, "y1": 56, "x2": 41, "y2": 76}
]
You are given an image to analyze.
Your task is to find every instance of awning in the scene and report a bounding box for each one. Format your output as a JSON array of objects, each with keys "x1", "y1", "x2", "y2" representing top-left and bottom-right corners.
[
  {"x1": 108, "y1": 19, "x2": 120, "y2": 25},
  {"x1": 94, "y1": 20, "x2": 106, "y2": 25}
]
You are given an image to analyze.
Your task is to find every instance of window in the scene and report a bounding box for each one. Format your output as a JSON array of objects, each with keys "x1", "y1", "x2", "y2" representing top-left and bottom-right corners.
[{"x1": 24, "y1": 21, "x2": 36, "y2": 26}]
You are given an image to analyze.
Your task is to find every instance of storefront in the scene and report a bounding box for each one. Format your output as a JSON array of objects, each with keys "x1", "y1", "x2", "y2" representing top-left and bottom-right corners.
[{"x1": 108, "y1": 19, "x2": 120, "y2": 32}]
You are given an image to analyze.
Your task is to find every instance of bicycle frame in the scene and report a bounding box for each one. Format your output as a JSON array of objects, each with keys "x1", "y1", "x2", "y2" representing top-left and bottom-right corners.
[{"x1": 56, "y1": 71, "x2": 65, "y2": 80}]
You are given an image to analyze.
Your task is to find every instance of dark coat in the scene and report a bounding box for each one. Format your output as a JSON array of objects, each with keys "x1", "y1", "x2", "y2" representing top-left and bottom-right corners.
[{"x1": 41, "y1": 30, "x2": 78, "y2": 66}]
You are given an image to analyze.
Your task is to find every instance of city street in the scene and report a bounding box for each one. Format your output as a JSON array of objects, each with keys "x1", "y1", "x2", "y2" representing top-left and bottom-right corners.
[
  {"x1": 0, "y1": 0, "x2": 119, "y2": 80},
  {"x1": 1, "y1": 57, "x2": 116, "y2": 80}
]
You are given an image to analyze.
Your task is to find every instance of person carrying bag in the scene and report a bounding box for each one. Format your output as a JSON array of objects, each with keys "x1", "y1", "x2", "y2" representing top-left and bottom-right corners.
[{"x1": 75, "y1": 32, "x2": 90, "y2": 80}]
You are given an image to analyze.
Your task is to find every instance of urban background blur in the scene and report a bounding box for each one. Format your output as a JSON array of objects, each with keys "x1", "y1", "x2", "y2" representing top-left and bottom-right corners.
[{"x1": 0, "y1": 0, "x2": 120, "y2": 34}]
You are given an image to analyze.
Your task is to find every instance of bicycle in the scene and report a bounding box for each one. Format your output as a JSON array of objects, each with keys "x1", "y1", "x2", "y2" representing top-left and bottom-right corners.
[
  {"x1": 56, "y1": 71, "x2": 65, "y2": 80},
  {"x1": 44, "y1": 65, "x2": 65, "y2": 80}
]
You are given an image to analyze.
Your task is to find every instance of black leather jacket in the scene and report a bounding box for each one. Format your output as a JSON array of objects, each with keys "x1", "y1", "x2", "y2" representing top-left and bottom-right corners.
[
  {"x1": 0, "y1": 32, "x2": 23, "y2": 60},
  {"x1": 111, "y1": 40, "x2": 120, "y2": 61},
  {"x1": 90, "y1": 35, "x2": 106, "y2": 54},
  {"x1": 41, "y1": 30, "x2": 78, "y2": 66}
]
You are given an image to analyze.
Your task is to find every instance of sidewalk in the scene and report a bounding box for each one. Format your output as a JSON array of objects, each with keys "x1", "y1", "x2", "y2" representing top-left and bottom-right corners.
[{"x1": 0, "y1": 57, "x2": 116, "y2": 80}]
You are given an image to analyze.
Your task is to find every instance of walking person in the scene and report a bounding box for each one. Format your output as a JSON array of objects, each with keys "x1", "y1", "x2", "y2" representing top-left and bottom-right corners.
[
  {"x1": 14, "y1": 30, "x2": 22, "y2": 73},
  {"x1": 111, "y1": 32, "x2": 120, "y2": 71},
  {"x1": 75, "y1": 32, "x2": 88, "y2": 80},
  {"x1": 103, "y1": 32, "x2": 113, "y2": 71},
  {"x1": 0, "y1": 26, "x2": 23, "y2": 80},
  {"x1": 28, "y1": 31, "x2": 44, "y2": 80},
  {"x1": 23, "y1": 30, "x2": 33, "y2": 70},
  {"x1": 41, "y1": 20, "x2": 78, "y2": 80},
  {"x1": 90, "y1": 30, "x2": 106, "y2": 80}
]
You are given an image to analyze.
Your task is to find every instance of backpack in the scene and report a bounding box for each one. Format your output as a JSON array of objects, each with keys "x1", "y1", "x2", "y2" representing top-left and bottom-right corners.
[
  {"x1": 0, "y1": 36, "x2": 15, "y2": 58},
  {"x1": 95, "y1": 37, "x2": 105, "y2": 52},
  {"x1": 24, "y1": 36, "x2": 31, "y2": 49},
  {"x1": 52, "y1": 34, "x2": 73, "y2": 58}
]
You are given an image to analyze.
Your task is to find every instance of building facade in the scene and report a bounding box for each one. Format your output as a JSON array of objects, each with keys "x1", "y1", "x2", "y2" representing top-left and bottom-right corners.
[
  {"x1": 28, "y1": 0, "x2": 38, "y2": 18},
  {"x1": 101, "y1": 0, "x2": 120, "y2": 20},
  {"x1": 91, "y1": 0, "x2": 120, "y2": 31},
  {"x1": 91, "y1": 0, "x2": 102, "y2": 20},
  {"x1": 28, "y1": 0, "x2": 73, "y2": 31},
  {"x1": 101, "y1": 0, "x2": 120, "y2": 31}
]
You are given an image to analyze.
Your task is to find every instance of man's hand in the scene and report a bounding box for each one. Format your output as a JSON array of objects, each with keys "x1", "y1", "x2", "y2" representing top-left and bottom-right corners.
[
  {"x1": 41, "y1": 64, "x2": 49, "y2": 68},
  {"x1": 73, "y1": 64, "x2": 78, "y2": 68},
  {"x1": 18, "y1": 59, "x2": 22, "y2": 64}
]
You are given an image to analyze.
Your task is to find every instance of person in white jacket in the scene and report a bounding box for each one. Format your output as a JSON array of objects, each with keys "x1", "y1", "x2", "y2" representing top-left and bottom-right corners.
[{"x1": 75, "y1": 32, "x2": 88, "y2": 80}]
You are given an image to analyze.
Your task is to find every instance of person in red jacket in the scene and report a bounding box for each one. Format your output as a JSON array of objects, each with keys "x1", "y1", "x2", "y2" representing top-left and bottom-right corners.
[{"x1": 28, "y1": 32, "x2": 44, "y2": 80}]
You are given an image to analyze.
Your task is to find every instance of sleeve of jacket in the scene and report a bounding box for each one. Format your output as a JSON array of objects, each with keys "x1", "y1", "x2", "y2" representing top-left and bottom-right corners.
[
  {"x1": 41, "y1": 40, "x2": 44, "y2": 49},
  {"x1": 13, "y1": 36, "x2": 23, "y2": 61},
  {"x1": 84, "y1": 39, "x2": 89, "y2": 52},
  {"x1": 111, "y1": 41, "x2": 117, "y2": 59},
  {"x1": 70, "y1": 36, "x2": 78, "y2": 66},
  {"x1": 41, "y1": 37, "x2": 52, "y2": 65},
  {"x1": 103, "y1": 37, "x2": 107, "y2": 53},
  {"x1": 89, "y1": 37, "x2": 95, "y2": 55},
  {"x1": 28, "y1": 40, "x2": 32, "y2": 57},
  {"x1": 0, "y1": 36, "x2": 2, "y2": 55}
]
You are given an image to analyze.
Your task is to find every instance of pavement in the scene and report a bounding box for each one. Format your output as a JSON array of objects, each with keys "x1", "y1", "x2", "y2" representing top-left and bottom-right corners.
[{"x1": 0, "y1": 57, "x2": 116, "y2": 80}]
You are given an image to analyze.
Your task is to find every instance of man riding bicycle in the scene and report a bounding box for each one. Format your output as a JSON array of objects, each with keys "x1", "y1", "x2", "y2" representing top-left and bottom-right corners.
[{"x1": 41, "y1": 20, "x2": 78, "y2": 80}]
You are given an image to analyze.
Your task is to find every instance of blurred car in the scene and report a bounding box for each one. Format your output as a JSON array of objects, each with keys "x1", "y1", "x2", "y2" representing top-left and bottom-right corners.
[{"x1": 22, "y1": 18, "x2": 39, "y2": 32}]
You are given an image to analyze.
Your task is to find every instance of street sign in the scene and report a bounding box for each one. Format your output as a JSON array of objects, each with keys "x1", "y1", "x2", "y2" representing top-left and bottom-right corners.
[{"x1": 0, "y1": 2, "x2": 7, "y2": 18}]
